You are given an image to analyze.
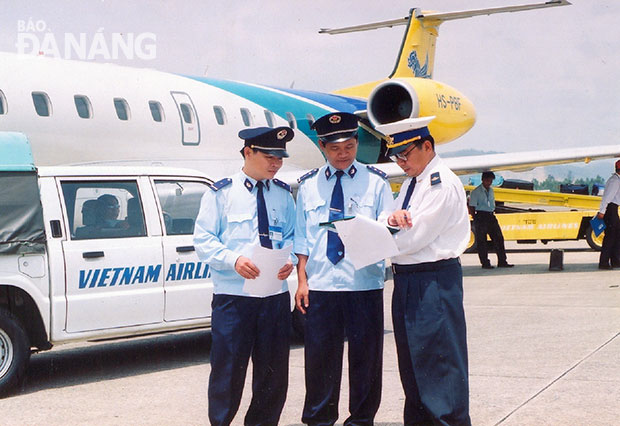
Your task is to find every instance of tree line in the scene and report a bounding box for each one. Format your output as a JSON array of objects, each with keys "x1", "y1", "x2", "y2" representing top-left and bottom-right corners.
[{"x1": 531, "y1": 172, "x2": 605, "y2": 193}]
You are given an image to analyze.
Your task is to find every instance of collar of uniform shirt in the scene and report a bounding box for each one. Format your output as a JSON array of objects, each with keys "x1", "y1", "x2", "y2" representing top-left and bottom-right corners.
[
  {"x1": 324, "y1": 162, "x2": 357, "y2": 180},
  {"x1": 411, "y1": 154, "x2": 440, "y2": 185},
  {"x1": 241, "y1": 171, "x2": 270, "y2": 192}
]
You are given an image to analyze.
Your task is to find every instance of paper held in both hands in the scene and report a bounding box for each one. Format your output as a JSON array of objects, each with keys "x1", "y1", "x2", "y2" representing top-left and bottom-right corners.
[
  {"x1": 333, "y1": 215, "x2": 400, "y2": 269},
  {"x1": 243, "y1": 244, "x2": 292, "y2": 297}
]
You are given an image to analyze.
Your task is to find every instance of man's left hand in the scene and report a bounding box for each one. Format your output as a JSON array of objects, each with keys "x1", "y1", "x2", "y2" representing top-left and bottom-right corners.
[{"x1": 277, "y1": 261, "x2": 294, "y2": 280}]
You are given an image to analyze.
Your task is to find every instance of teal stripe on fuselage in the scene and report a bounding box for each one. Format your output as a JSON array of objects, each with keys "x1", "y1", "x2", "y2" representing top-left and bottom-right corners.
[{"x1": 184, "y1": 76, "x2": 379, "y2": 163}]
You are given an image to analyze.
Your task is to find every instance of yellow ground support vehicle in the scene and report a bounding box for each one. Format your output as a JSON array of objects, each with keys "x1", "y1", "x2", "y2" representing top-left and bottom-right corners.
[{"x1": 463, "y1": 186, "x2": 604, "y2": 252}]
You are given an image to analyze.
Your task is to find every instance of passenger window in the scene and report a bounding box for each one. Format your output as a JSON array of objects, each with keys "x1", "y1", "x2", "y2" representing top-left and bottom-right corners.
[
  {"x1": 61, "y1": 181, "x2": 146, "y2": 240},
  {"x1": 240, "y1": 108, "x2": 252, "y2": 126},
  {"x1": 154, "y1": 180, "x2": 210, "y2": 235},
  {"x1": 213, "y1": 105, "x2": 227, "y2": 125},
  {"x1": 306, "y1": 113, "x2": 315, "y2": 127},
  {"x1": 286, "y1": 112, "x2": 296, "y2": 129},
  {"x1": 149, "y1": 101, "x2": 164, "y2": 122},
  {"x1": 32, "y1": 92, "x2": 52, "y2": 117},
  {"x1": 180, "y1": 103, "x2": 194, "y2": 124},
  {"x1": 0, "y1": 90, "x2": 6, "y2": 114},
  {"x1": 264, "y1": 110, "x2": 275, "y2": 128},
  {"x1": 113, "y1": 98, "x2": 130, "y2": 121},
  {"x1": 74, "y1": 95, "x2": 92, "y2": 119}
]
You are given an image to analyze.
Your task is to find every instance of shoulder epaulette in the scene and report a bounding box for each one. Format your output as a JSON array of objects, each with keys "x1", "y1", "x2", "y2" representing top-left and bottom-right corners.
[
  {"x1": 430, "y1": 172, "x2": 441, "y2": 186},
  {"x1": 210, "y1": 178, "x2": 232, "y2": 191},
  {"x1": 272, "y1": 178, "x2": 292, "y2": 193},
  {"x1": 366, "y1": 165, "x2": 388, "y2": 179},
  {"x1": 297, "y1": 168, "x2": 319, "y2": 184}
]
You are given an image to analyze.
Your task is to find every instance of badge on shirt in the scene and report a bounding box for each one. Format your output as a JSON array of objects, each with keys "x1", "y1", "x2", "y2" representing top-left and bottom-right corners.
[{"x1": 269, "y1": 225, "x2": 283, "y2": 242}]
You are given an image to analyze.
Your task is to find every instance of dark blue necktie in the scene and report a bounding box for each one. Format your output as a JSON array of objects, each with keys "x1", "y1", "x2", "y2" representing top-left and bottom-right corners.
[
  {"x1": 401, "y1": 178, "x2": 416, "y2": 209},
  {"x1": 256, "y1": 181, "x2": 272, "y2": 249},
  {"x1": 327, "y1": 170, "x2": 345, "y2": 264}
]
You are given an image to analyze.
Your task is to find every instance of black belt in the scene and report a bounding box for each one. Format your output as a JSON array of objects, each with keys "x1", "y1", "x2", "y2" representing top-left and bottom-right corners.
[
  {"x1": 474, "y1": 211, "x2": 494, "y2": 216},
  {"x1": 392, "y1": 257, "x2": 460, "y2": 274}
]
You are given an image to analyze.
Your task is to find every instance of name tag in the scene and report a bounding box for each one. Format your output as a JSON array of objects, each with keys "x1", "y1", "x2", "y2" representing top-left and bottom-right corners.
[{"x1": 269, "y1": 225, "x2": 283, "y2": 242}]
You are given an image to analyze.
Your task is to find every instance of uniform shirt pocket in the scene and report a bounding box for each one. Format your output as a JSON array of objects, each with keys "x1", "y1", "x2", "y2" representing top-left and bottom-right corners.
[{"x1": 225, "y1": 212, "x2": 254, "y2": 242}]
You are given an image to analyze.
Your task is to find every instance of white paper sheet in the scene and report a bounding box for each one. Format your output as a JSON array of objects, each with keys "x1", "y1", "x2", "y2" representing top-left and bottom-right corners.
[
  {"x1": 243, "y1": 244, "x2": 292, "y2": 297},
  {"x1": 334, "y1": 215, "x2": 399, "y2": 270}
]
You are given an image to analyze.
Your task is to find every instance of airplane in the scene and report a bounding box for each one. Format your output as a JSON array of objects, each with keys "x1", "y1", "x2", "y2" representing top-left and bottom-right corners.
[{"x1": 0, "y1": 0, "x2": 618, "y2": 183}]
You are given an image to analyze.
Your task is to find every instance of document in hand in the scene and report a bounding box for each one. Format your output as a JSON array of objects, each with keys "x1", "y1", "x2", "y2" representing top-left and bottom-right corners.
[
  {"x1": 243, "y1": 244, "x2": 292, "y2": 297},
  {"x1": 590, "y1": 216, "x2": 606, "y2": 237},
  {"x1": 333, "y1": 215, "x2": 400, "y2": 270}
]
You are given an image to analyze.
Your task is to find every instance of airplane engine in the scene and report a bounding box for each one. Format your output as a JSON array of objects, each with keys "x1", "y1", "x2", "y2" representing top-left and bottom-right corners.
[{"x1": 367, "y1": 79, "x2": 419, "y2": 127}]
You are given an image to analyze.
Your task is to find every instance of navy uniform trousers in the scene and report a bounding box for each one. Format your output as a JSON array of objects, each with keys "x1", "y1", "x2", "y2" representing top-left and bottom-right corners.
[
  {"x1": 302, "y1": 289, "x2": 384, "y2": 426},
  {"x1": 392, "y1": 258, "x2": 471, "y2": 426},
  {"x1": 208, "y1": 292, "x2": 290, "y2": 426},
  {"x1": 600, "y1": 202, "x2": 620, "y2": 268},
  {"x1": 473, "y1": 211, "x2": 507, "y2": 266}
]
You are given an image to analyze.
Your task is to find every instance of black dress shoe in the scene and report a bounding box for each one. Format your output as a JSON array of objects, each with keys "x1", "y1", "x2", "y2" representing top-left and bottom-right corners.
[
  {"x1": 498, "y1": 263, "x2": 514, "y2": 268},
  {"x1": 481, "y1": 264, "x2": 494, "y2": 269},
  {"x1": 598, "y1": 264, "x2": 612, "y2": 270}
]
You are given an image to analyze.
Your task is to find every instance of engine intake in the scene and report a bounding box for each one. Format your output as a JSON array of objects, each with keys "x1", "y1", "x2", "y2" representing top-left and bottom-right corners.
[{"x1": 367, "y1": 79, "x2": 419, "y2": 127}]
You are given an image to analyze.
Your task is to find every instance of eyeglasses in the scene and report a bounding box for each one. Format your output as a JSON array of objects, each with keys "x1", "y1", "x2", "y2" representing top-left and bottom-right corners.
[{"x1": 389, "y1": 143, "x2": 418, "y2": 162}]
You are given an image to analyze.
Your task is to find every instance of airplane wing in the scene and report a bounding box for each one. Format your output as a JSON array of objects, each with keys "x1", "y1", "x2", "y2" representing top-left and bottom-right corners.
[{"x1": 368, "y1": 144, "x2": 620, "y2": 179}]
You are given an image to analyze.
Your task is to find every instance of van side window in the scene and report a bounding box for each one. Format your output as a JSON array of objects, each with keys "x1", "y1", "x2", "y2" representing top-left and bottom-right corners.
[
  {"x1": 0, "y1": 90, "x2": 6, "y2": 114},
  {"x1": 264, "y1": 110, "x2": 275, "y2": 128},
  {"x1": 74, "y1": 95, "x2": 93, "y2": 119},
  {"x1": 113, "y1": 98, "x2": 131, "y2": 121},
  {"x1": 154, "y1": 180, "x2": 210, "y2": 235},
  {"x1": 240, "y1": 108, "x2": 252, "y2": 127},
  {"x1": 213, "y1": 106, "x2": 227, "y2": 125},
  {"x1": 32, "y1": 92, "x2": 52, "y2": 117},
  {"x1": 61, "y1": 181, "x2": 146, "y2": 239},
  {"x1": 149, "y1": 101, "x2": 165, "y2": 122}
]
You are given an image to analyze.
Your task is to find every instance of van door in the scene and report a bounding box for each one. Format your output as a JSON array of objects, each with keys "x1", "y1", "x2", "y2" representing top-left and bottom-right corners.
[
  {"x1": 170, "y1": 91, "x2": 201, "y2": 145},
  {"x1": 59, "y1": 179, "x2": 165, "y2": 332},
  {"x1": 153, "y1": 178, "x2": 213, "y2": 321}
]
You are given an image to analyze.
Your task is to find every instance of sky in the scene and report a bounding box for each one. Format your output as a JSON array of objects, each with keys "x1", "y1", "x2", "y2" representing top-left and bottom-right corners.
[{"x1": 1, "y1": 0, "x2": 619, "y2": 163}]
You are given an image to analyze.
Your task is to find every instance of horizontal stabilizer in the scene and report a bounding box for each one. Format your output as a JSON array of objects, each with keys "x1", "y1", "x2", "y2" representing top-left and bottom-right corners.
[{"x1": 319, "y1": 0, "x2": 570, "y2": 34}]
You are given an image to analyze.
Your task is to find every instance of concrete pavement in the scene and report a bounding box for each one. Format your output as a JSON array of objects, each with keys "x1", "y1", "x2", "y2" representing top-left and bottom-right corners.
[{"x1": 0, "y1": 242, "x2": 618, "y2": 425}]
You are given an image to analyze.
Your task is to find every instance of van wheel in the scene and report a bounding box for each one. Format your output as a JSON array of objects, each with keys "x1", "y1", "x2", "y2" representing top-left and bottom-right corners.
[
  {"x1": 0, "y1": 309, "x2": 30, "y2": 397},
  {"x1": 586, "y1": 226, "x2": 604, "y2": 251}
]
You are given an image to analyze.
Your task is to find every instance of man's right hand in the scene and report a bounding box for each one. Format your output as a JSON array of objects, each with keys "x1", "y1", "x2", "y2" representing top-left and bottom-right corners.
[
  {"x1": 597, "y1": 212, "x2": 605, "y2": 219},
  {"x1": 234, "y1": 256, "x2": 260, "y2": 279},
  {"x1": 295, "y1": 281, "x2": 310, "y2": 315}
]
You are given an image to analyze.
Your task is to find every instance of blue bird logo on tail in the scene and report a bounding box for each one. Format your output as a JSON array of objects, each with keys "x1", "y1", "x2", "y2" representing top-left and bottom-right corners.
[{"x1": 408, "y1": 51, "x2": 430, "y2": 78}]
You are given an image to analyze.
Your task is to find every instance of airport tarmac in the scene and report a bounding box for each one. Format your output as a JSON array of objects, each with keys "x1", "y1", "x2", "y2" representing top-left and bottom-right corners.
[{"x1": 0, "y1": 241, "x2": 618, "y2": 425}]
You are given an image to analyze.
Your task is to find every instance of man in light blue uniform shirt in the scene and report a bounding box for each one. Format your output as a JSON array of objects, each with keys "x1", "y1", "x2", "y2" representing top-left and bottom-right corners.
[
  {"x1": 468, "y1": 171, "x2": 512, "y2": 269},
  {"x1": 194, "y1": 126, "x2": 296, "y2": 426},
  {"x1": 294, "y1": 112, "x2": 394, "y2": 426}
]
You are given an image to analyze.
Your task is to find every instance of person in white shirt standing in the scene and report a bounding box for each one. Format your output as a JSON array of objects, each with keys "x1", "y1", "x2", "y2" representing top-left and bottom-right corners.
[
  {"x1": 377, "y1": 116, "x2": 471, "y2": 426},
  {"x1": 468, "y1": 171, "x2": 513, "y2": 269},
  {"x1": 596, "y1": 159, "x2": 620, "y2": 269}
]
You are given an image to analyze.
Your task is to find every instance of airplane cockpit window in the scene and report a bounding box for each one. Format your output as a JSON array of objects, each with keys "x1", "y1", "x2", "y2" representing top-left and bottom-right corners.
[
  {"x1": 149, "y1": 101, "x2": 164, "y2": 122},
  {"x1": 286, "y1": 112, "x2": 296, "y2": 129},
  {"x1": 264, "y1": 110, "x2": 275, "y2": 128},
  {"x1": 240, "y1": 108, "x2": 253, "y2": 127},
  {"x1": 179, "y1": 103, "x2": 194, "y2": 124},
  {"x1": 113, "y1": 98, "x2": 131, "y2": 121},
  {"x1": 306, "y1": 113, "x2": 315, "y2": 128},
  {"x1": 74, "y1": 95, "x2": 92, "y2": 119},
  {"x1": 32, "y1": 92, "x2": 52, "y2": 117},
  {"x1": 213, "y1": 106, "x2": 227, "y2": 125},
  {"x1": 0, "y1": 90, "x2": 6, "y2": 114}
]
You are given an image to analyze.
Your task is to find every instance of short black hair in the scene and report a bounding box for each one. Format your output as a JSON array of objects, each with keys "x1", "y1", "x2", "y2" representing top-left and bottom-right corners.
[{"x1": 481, "y1": 171, "x2": 495, "y2": 180}]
